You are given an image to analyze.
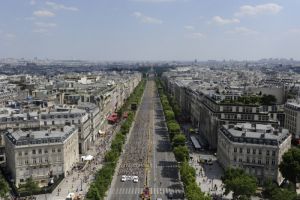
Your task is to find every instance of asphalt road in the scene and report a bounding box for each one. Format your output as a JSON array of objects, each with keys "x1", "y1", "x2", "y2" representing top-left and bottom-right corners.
[
  {"x1": 150, "y1": 82, "x2": 184, "y2": 200},
  {"x1": 109, "y1": 80, "x2": 184, "y2": 200}
]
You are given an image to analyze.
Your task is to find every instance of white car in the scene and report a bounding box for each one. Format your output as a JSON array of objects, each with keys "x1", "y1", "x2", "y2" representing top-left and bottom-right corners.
[
  {"x1": 133, "y1": 176, "x2": 139, "y2": 183},
  {"x1": 121, "y1": 175, "x2": 127, "y2": 182}
]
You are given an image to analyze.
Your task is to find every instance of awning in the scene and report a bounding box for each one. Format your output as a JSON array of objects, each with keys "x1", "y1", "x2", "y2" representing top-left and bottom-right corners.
[{"x1": 81, "y1": 155, "x2": 94, "y2": 161}]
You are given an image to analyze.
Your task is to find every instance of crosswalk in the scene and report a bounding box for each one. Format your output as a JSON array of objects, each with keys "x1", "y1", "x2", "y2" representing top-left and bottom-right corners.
[{"x1": 112, "y1": 187, "x2": 183, "y2": 195}]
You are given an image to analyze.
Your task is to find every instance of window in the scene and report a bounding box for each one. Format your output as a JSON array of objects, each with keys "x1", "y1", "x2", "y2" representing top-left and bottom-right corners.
[
  {"x1": 271, "y1": 159, "x2": 275, "y2": 165},
  {"x1": 38, "y1": 149, "x2": 42, "y2": 154},
  {"x1": 234, "y1": 157, "x2": 237, "y2": 162},
  {"x1": 258, "y1": 149, "x2": 262, "y2": 155},
  {"x1": 234, "y1": 148, "x2": 237, "y2": 153},
  {"x1": 272, "y1": 151, "x2": 276, "y2": 156},
  {"x1": 24, "y1": 151, "x2": 28, "y2": 155},
  {"x1": 32, "y1": 150, "x2": 36, "y2": 154},
  {"x1": 266, "y1": 150, "x2": 270, "y2": 156},
  {"x1": 247, "y1": 157, "x2": 250, "y2": 163},
  {"x1": 247, "y1": 148, "x2": 250, "y2": 154},
  {"x1": 18, "y1": 152, "x2": 22, "y2": 156},
  {"x1": 258, "y1": 159, "x2": 261, "y2": 164},
  {"x1": 57, "y1": 148, "x2": 61, "y2": 152},
  {"x1": 44, "y1": 149, "x2": 48, "y2": 154},
  {"x1": 52, "y1": 121, "x2": 55, "y2": 125},
  {"x1": 266, "y1": 158, "x2": 269, "y2": 165},
  {"x1": 33, "y1": 158, "x2": 36, "y2": 164},
  {"x1": 252, "y1": 159, "x2": 256, "y2": 163},
  {"x1": 25, "y1": 160, "x2": 29, "y2": 164},
  {"x1": 239, "y1": 148, "x2": 243, "y2": 153},
  {"x1": 44, "y1": 121, "x2": 47, "y2": 126},
  {"x1": 253, "y1": 149, "x2": 256, "y2": 154},
  {"x1": 52, "y1": 148, "x2": 55, "y2": 153},
  {"x1": 239, "y1": 158, "x2": 243, "y2": 162}
]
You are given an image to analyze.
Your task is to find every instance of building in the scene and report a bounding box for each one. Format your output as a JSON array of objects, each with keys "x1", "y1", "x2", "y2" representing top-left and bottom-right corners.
[
  {"x1": 284, "y1": 101, "x2": 300, "y2": 140},
  {"x1": 217, "y1": 123, "x2": 291, "y2": 184},
  {"x1": 4, "y1": 125, "x2": 79, "y2": 187},
  {"x1": 162, "y1": 72, "x2": 285, "y2": 149},
  {"x1": 40, "y1": 107, "x2": 91, "y2": 154}
]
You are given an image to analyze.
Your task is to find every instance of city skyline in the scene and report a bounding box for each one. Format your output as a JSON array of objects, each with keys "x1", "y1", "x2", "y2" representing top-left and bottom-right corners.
[{"x1": 1, "y1": 0, "x2": 300, "y2": 61}]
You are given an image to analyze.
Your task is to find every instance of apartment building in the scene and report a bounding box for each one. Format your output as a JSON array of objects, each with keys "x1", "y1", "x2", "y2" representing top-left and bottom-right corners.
[
  {"x1": 163, "y1": 75, "x2": 285, "y2": 149},
  {"x1": 284, "y1": 101, "x2": 300, "y2": 140},
  {"x1": 40, "y1": 107, "x2": 91, "y2": 154},
  {"x1": 4, "y1": 125, "x2": 79, "y2": 187},
  {"x1": 77, "y1": 103, "x2": 101, "y2": 142},
  {"x1": 218, "y1": 123, "x2": 291, "y2": 184}
]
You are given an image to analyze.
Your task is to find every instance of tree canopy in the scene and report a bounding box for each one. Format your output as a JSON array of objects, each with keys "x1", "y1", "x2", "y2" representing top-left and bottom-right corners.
[
  {"x1": 173, "y1": 146, "x2": 189, "y2": 162},
  {"x1": 222, "y1": 168, "x2": 257, "y2": 200},
  {"x1": 165, "y1": 110, "x2": 175, "y2": 121},
  {"x1": 279, "y1": 148, "x2": 300, "y2": 184},
  {"x1": 172, "y1": 134, "x2": 186, "y2": 147},
  {"x1": 24, "y1": 177, "x2": 39, "y2": 196},
  {"x1": 0, "y1": 175, "x2": 9, "y2": 198},
  {"x1": 263, "y1": 180, "x2": 296, "y2": 200}
]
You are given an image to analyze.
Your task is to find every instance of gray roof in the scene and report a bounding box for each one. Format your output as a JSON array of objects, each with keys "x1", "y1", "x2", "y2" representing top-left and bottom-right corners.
[
  {"x1": 6, "y1": 125, "x2": 77, "y2": 146},
  {"x1": 220, "y1": 123, "x2": 290, "y2": 146}
]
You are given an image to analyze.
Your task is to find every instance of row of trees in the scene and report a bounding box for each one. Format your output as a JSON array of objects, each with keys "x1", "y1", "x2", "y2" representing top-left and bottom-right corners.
[
  {"x1": 86, "y1": 80, "x2": 146, "y2": 200},
  {"x1": 156, "y1": 79, "x2": 209, "y2": 200}
]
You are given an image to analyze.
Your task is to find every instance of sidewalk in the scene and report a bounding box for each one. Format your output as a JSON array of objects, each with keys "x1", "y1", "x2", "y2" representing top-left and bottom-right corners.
[{"x1": 35, "y1": 123, "x2": 121, "y2": 200}]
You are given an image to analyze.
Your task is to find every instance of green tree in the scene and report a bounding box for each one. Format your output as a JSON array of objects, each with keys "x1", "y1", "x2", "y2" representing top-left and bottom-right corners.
[
  {"x1": 180, "y1": 161, "x2": 196, "y2": 184},
  {"x1": 167, "y1": 121, "x2": 181, "y2": 139},
  {"x1": 0, "y1": 176, "x2": 9, "y2": 199},
  {"x1": 165, "y1": 110, "x2": 175, "y2": 121},
  {"x1": 260, "y1": 94, "x2": 277, "y2": 105},
  {"x1": 24, "y1": 177, "x2": 39, "y2": 197},
  {"x1": 222, "y1": 168, "x2": 257, "y2": 200},
  {"x1": 172, "y1": 134, "x2": 186, "y2": 147},
  {"x1": 86, "y1": 184, "x2": 101, "y2": 200},
  {"x1": 173, "y1": 146, "x2": 189, "y2": 162},
  {"x1": 104, "y1": 150, "x2": 118, "y2": 163},
  {"x1": 279, "y1": 148, "x2": 300, "y2": 184},
  {"x1": 270, "y1": 188, "x2": 296, "y2": 200}
]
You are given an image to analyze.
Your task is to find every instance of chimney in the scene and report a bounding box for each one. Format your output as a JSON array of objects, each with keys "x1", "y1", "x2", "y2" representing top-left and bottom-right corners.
[{"x1": 242, "y1": 130, "x2": 246, "y2": 137}]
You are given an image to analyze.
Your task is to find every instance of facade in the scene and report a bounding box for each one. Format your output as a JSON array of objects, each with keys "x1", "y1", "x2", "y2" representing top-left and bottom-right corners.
[
  {"x1": 284, "y1": 101, "x2": 300, "y2": 140},
  {"x1": 40, "y1": 107, "x2": 91, "y2": 154},
  {"x1": 217, "y1": 123, "x2": 291, "y2": 184},
  {"x1": 4, "y1": 125, "x2": 79, "y2": 187},
  {"x1": 162, "y1": 74, "x2": 285, "y2": 149}
]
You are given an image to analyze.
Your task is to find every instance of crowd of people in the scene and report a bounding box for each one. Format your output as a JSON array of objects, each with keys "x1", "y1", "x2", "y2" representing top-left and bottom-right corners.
[{"x1": 118, "y1": 85, "x2": 153, "y2": 181}]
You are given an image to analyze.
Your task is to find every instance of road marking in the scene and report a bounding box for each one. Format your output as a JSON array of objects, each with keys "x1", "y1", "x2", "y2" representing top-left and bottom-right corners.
[{"x1": 112, "y1": 187, "x2": 184, "y2": 195}]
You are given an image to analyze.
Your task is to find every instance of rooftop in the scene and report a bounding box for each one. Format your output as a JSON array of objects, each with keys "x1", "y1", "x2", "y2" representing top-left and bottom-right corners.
[
  {"x1": 5, "y1": 125, "x2": 77, "y2": 146},
  {"x1": 220, "y1": 123, "x2": 290, "y2": 146}
]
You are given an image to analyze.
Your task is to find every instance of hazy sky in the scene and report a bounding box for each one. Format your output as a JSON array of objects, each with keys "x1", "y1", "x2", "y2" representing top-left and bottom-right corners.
[{"x1": 0, "y1": 0, "x2": 300, "y2": 61}]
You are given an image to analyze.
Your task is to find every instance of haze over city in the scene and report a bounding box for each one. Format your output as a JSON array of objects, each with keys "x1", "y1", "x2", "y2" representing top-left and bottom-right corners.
[
  {"x1": 1, "y1": 0, "x2": 300, "y2": 60},
  {"x1": 1, "y1": 1, "x2": 300, "y2": 200}
]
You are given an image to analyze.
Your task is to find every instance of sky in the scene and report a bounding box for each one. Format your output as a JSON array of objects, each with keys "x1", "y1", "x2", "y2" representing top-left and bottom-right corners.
[{"x1": 0, "y1": 0, "x2": 300, "y2": 61}]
